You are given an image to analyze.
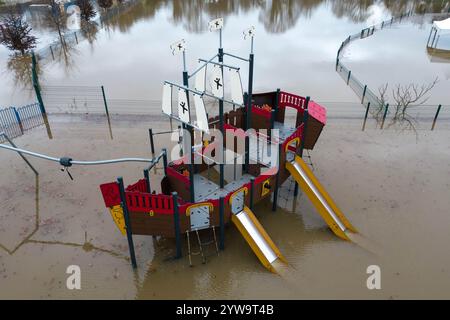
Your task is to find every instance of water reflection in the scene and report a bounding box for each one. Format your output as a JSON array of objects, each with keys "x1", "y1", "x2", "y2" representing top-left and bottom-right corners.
[
  {"x1": 6, "y1": 54, "x2": 36, "y2": 90},
  {"x1": 427, "y1": 47, "x2": 450, "y2": 63},
  {"x1": 2, "y1": 0, "x2": 450, "y2": 106},
  {"x1": 15, "y1": 0, "x2": 450, "y2": 37},
  {"x1": 80, "y1": 21, "x2": 100, "y2": 45},
  {"x1": 331, "y1": 0, "x2": 376, "y2": 23},
  {"x1": 98, "y1": 0, "x2": 450, "y2": 34},
  {"x1": 258, "y1": 0, "x2": 324, "y2": 33}
]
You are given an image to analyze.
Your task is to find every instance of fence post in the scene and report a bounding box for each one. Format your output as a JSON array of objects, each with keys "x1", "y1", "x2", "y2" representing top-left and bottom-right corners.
[
  {"x1": 172, "y1": 192, "x2": 182, "y2": 259},
  {"x1": 117, "y1": 177, "x2": 137, "y2": 269},
  {"x1": 431, "y1": 104, "x2": 442, "y2": 130},
  {"x1": 219, "y1": 196, "x2": 225, "y2": 250},
  {"x1": 381, "y1": 104, "x2": 389, "y2": 129},
  {"x1": 149, "y1": 128, "x2": 155, "y2": 155},
  {"x1": 31, "y1": 51, "x2": 46, "y2": 115},
  {"x1": 101, "y1": 85, "x2": 110, "y2": 117},
  {"x1": 49, "y1": 45, "x2": 54, "y2": 60},
  {"x1": 13, "y1": 107, "x2": 24, "y2": 134},
  {"x1": 361, "y1": 85, "x2": 367, "y2": 104},
  {"x1": 347, "y1": 70, "x2": 351, "y2": 85},
  {"x1": 362, "y1": 102, "x2": 370, "y2": 131}
]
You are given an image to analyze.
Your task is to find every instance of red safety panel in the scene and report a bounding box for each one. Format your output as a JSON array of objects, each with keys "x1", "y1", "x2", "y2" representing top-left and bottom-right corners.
[{"x1": 100, "y1": 182, "x2": 121, "y2": 208}]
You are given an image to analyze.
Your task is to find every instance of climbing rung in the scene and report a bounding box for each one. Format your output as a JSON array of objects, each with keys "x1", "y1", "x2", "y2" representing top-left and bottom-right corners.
[{"x1": 186, "y1": 226, "x2": 219, "y2": 266}]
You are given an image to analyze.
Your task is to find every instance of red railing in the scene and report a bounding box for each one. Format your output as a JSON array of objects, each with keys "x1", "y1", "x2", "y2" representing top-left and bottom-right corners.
[
  {"x1": 278, "y1": 91, "x2": 306, "y2": 112},
  {"x1": 125, "y1": 192, "x2": 174, "y2": 214}
]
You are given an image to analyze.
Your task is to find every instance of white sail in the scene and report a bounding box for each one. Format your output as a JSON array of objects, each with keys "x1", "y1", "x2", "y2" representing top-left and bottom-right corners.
[
  {"x1": 195, "y1": 63, "x2": 206, "y2": 92},
  {"x1": 243, "y1": 26, "x2": 256, "y2": 39},
  {"x1": 210, "y1": 64, "x2": 224, "y2": 98},
  {"x1": 209, "y1": 18, "x2": 224, "y2": 31},
  {"x1": 229, "y1": 69, "x2": 244, "y2": 105},
  {"x1": 194, "y1": 94, "x2": 209, "y2": 133},
  {"x1": 178, "y1": 89, "x2": 190, "y2": 123},
  {"x1": 162, "y1": 83, "x2": 172, "y2": 115},
  {"x1": 170, "y1": 39, "x2": 186, "y2": 55}
]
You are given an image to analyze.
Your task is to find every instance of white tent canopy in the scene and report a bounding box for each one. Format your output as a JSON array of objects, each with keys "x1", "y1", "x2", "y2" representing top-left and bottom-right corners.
[{"x1": 433, "y1": 17, "x2": 450, "y2": 31}]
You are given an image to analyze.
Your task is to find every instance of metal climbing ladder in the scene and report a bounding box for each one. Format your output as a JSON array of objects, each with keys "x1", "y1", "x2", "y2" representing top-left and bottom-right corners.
[
  {"x1": 185, "y1": 203, "x2": 219, "y2": 266},
  {"x1": 186, "y1": 227, "x2": 219, "y2": 266}
]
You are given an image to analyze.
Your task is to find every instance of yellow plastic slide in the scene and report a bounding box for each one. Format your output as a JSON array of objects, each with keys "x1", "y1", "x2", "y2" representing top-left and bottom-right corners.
[
  {"x1": 231, "y1": 206, "x2": 287, "y2": 273},
  {"x1": 285, "y1": 155, "x2": 357, "y2": 240}
]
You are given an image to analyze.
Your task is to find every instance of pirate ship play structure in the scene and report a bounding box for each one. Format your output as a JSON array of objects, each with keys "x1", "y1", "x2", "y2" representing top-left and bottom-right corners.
[{"x1": 99, "y1": 19, "x2": 357, "y2": 272}]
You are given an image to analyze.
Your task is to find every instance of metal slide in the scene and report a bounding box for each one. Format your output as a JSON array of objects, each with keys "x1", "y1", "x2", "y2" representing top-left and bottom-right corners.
[
  {"x1": 231, "y1": 206, "x2": 287, "y2": 273},
  {"x1": 285, "y1": 155, "x2": 357, "y2": 240}
]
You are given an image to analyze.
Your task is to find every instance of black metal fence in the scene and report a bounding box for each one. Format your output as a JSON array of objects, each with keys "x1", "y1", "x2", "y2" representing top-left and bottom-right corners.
[
  {"x1": 0, "y1": 103, "x2": 44, "y2": 143},
  {"x1": 40, "y1": 85, "x2": 160, "y2": 115},
  {"x1": 336, "y1": 11, "x2": 450, "y2": 130}
]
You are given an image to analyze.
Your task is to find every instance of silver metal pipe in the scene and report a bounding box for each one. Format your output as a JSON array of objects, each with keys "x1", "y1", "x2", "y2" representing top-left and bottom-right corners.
[
  {"x1": 223, "y1": 52, "x2": 249, "y2": 62},
  {"x1": 198, "y1": 58, "x2": 240, "y2": 71},
  {"x1": 182, "y1": 51, "x2": 187, "y2": 72},
  {"x1": 0, "y1": 132, "x2": 38, "y2": 175},
  {"x1": 0, "y1": 144, "x2": 155, "y2": 165},
  {"x1": 188, "y1": 53, "x2": 218, "y2": 79}
]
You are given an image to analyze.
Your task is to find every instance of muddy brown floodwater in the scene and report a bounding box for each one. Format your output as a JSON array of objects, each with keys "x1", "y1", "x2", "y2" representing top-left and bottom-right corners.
[{"x1": 1, "y1": 114, "x2": 450, "y2": 299}]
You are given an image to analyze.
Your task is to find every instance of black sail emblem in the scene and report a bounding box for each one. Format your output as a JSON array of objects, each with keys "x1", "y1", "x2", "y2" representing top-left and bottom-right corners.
[
  {"x1": 214, "y1": 77, "x2": 223, "y2": 90},
  {"x1": 179, "y1": 101, "x2": 188, "y2": 114}
]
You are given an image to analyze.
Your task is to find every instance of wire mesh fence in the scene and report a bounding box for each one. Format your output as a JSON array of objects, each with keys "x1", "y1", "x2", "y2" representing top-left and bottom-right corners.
[
  {"x1": 0, "y1": 103, "x2": 44, "y2": 143},
  {"x1": 362, "y1": 101, "x2": 449, "y2": 131},
  {"x1": 40, "y1": 85, "x2": 161, "y2": 115},
  {"x1": 336, "y1": 10, "x2": 450, "y2": 129}
]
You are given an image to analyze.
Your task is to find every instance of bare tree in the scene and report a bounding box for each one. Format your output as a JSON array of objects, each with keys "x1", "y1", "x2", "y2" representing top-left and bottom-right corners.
[
  {"x1": 376, "y1": 77, "x2": 439, "y2": 134},
  {"x1": 391, "y1": 77, "x2": 439, "y2": 121},
  {"x1": 0, "y1": 13, "x2": 37, "y2": 54},
  {"x1": 76, "y1": 0, "x2": 96, "y2": 21}
]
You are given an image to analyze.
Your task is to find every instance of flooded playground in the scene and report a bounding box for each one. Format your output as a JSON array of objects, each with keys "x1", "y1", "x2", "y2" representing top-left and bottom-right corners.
[
  {"x1": 1, "y1": 0, "x2": 450, "y2": 300},
  {"x1": 1, "y1": 115, "x2": 450, "y2": 299}
]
